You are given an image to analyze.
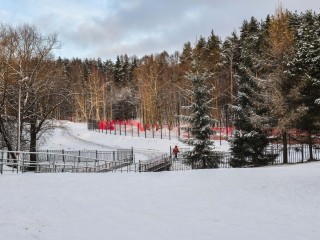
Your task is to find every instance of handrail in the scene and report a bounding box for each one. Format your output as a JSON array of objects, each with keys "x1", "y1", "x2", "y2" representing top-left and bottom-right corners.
[{"x1": 0, "y1": 149, "x2": 134, "y2": 174}]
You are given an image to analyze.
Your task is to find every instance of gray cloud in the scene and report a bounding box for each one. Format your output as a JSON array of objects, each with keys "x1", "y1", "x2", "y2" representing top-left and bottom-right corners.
[{"x1": 1, "y1": 0, "x2": 319, "y2": 60}]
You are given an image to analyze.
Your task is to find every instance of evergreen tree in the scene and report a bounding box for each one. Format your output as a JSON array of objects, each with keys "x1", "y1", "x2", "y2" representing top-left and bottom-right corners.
[
  {"x1": 83, "y1": 58, "x2": 90, "y2": 82},
  {"x1": 181, "y1": 64, "x2": 219, "y2": 169},
  {"x1": 193, "y1": 36, "x2": 207, "y2": 64},
  {"x1": 179, "y1": 42, "x2": 193, "y2": 82},
  {"x1": 128, "y1": 56, "x2": 138, "y2": 82},
  {"x1": 258, "y1": 7, "x2": 297, "y2": 164},
  {"x1": 288, "y1": 11, "x2": 320, "y2": 160},
  {"x1": 113, "y1": 55, "x2": 122, "y2": 85},
  {"x1": 180, "y1": 42, "x2": 193, "y2": 67},
  {"x1": 122, "y1": 54, "x2": 130, "y2": 83},
  {"x1": 222, "y1": 31, "x2": 240, "y2": 104},
  {"x1": 205, "y1": 31, "x2": 221, "y2": 71},
  {"x1": 229, "y1": 17, "x2": 276, "y2": 167}
]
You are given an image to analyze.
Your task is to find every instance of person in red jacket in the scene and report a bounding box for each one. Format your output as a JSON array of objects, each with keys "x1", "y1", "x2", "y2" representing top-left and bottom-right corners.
[{"x1": 172, "y1": 145, "x2": 180, "y2": 160}]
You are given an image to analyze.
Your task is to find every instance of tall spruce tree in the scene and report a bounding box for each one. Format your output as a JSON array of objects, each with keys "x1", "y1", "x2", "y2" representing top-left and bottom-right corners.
[
  {"x1": 259, "y1": 8, "x2": 297, "y2": 164},
  {"x1": 229, "y1": 17, "x2": 276, "y2": 167},
  {"x1": 181, "y1": 64, "x2": 219, "y2": 169},
  {"x1": 288, "y1": 11, "x2": 320, "y2": 160}
]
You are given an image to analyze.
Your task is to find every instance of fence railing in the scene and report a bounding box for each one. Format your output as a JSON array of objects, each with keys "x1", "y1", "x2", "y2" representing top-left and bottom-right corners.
[
  {"x1": 44, "y1": 149, "x2": 134, "y2": 162},
  {"x1": 138, "y1": 154, "x2": 171, "y2": 172},
  {"x1": 0, "y1": 149, "x2": 134, "y2": 174},
  {"x1": 265, "y1": 144, "x2": 320, "y2": 164},
  {"x1": 170, "y1": 144, "x2": 320, "y2": 170},
  {"x1": 2, "y1": 144, "x2": 319, "y2": 174}
]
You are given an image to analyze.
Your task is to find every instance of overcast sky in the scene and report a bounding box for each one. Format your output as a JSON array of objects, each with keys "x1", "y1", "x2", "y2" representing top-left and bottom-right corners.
[{"x1": 1, "y1": 0, "x2": 319, "y2": 60}]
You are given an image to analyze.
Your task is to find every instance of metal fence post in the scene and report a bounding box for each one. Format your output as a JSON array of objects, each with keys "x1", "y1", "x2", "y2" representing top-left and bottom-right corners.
[
  {"x1": 22, "y1": 153, "x2": 25, "y2": 173},
  {"x1": 0, "y1": 151, "x2": 3, "y2": 174},
  {"x1": 16, "y1": 153, "x2": 19, "y2": 174},
  {"x1": 36, "y1": 153, "x2": 39, "y2": 173},
  {"x1": 62, "y1": 149, "x2": 65, "y2": 172},
  {"x1": 131, "y1": 147, "x2": 134, "y2": 163},
  {"x1": 301, "y1": 143, "x2": 304, "y2": 163},
  {"x1": 101, "y1": 121, "x2": 103, "y2": 133},
  {"x1": 145, "y1": 124, "x2": 147, "y2": 138},
  {"x1": 131, "y1": 123, "x2": 133, "y2": 137},
  {"x1": 152, "y1": 125, "x2": 154, "y2": 138}
]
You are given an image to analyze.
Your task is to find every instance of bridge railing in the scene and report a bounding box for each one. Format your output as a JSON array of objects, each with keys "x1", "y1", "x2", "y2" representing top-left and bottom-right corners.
[
  {"x1": 138, "y1": 154, "x2": 171, "y2": 172},
  {"x1": 0, "y1": 149, "x2": 134, "y2": 174}
]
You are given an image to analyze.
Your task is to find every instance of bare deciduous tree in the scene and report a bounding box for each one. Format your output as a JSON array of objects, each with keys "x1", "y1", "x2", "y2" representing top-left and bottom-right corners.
[{"x1": 0, "y1": 24, "x2": 68, "y2": 169}]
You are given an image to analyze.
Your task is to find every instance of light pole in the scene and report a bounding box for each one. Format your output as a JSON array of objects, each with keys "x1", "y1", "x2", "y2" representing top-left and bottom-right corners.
[{"x1": 17, "y1": 76, "x2": 29, "y2": 153}]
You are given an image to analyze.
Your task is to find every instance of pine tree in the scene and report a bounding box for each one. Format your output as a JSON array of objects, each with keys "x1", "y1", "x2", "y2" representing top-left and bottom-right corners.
[
  {"x1": 222, "y1": 31, "x2": 240, "y2": 103},
  {"x1": 180, "y1": 65, "x2": 219, "y2": 169}
]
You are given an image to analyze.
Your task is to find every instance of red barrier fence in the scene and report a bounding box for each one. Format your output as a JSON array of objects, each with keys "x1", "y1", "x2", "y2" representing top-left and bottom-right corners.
[{"x1": 89, "y1": 119, "x2": 320, "y2": 143}]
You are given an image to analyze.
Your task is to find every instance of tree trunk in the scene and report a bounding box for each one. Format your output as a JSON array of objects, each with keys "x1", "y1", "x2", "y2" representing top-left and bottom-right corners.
[
  {"x1": 283, "y1": 132, "x2": 288, "y2": 164},
  {"x1": 202, "y1": 159, "x2": 206, "y2": 169},
  {"x1": 307, "y1": 130, "x2": 313, "y2": 161},
  {"x1": 28, "y1": 120, "x2": 37, "y2": 171},
  {"x1": 0, "y1": 117, "x2": 17, "y2": 161}
]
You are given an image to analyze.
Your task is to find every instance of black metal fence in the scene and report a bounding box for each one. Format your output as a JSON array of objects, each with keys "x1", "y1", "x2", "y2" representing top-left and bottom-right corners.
[
  {"x1": 2, "y1": 144, "x2": 319, "y2": 174},
  {"x1": 170, "y1": 144, "x2": 320, "y2": 171}
]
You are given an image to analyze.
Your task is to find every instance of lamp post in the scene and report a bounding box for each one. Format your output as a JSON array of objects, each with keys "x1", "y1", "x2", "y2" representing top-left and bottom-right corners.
[{"x1": 17, "y1": 77, "x2": 29, "y2": 153}]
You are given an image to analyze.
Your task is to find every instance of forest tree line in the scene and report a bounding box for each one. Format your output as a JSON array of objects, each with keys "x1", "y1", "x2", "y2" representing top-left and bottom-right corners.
[{"x1": 0, "y1": 7, "x2": 319, "y2": 155}]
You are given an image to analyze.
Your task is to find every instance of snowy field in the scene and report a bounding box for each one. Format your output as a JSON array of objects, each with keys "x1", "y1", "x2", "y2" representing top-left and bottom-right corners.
[{"x1": 0, "y1": 121, "x2": 320, "y2": 240}]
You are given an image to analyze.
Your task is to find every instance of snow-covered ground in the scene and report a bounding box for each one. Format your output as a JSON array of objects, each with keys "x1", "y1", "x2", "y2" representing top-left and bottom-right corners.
[
  {"x1": 40, "y1": 121, "x2": 230, "y2": 161},
  {"x1": 1, "y1": 121, "x2": 320, "y2": 240}
]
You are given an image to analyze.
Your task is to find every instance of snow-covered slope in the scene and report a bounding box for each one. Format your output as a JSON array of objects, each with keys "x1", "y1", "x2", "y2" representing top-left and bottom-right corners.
[
  {"x1": 1, "y1": 121, "x2": 319, "y2": 240},
  {"x1": 0, "y1": 163, "x2": 320, "y2": 240},
  {"x1": 41, "y1": 121, "x2": 230, "y2": 160}
]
